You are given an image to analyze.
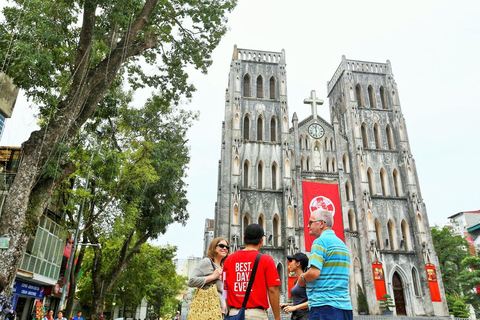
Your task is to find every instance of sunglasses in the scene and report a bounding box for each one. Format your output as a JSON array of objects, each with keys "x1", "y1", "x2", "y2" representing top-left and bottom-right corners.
[{"x1": 217, "y1": 243, "x2": 230, "y2": 250}]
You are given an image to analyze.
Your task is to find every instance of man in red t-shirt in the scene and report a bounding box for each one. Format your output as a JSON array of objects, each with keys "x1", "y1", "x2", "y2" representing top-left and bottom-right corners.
[{"x1": 223, "y1": 224, "x2": 281, "y2": 320}]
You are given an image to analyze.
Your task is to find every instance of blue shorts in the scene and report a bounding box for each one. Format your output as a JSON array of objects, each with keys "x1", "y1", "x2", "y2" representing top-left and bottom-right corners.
[{"x1": 309, "y1": 306, "x2": 353, "y2": 320}]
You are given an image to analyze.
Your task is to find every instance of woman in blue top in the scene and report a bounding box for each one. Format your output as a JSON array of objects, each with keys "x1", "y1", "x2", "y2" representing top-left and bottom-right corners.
[{"x1": 280, "y1": 252, "x2": 309, "y2": 320}]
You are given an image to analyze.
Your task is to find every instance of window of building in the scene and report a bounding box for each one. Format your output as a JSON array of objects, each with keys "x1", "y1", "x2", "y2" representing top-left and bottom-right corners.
[
  {"x1": 243, "y1": 74, "x2": 251, "y2": 97},
  {"x1": 256, "y1": 75, "x2": 263, "y2": 98},
  {"x1": 272, "y1": 163, "x2": 277, "y2": 190},
  {"x1": 374, "y1": 124, "x2": 381, "y2": 149},
  {"x1": 356, "y1": 84, "x2": 364, "y2": 107},
  {"x1": 270, "y1": 117, "x2": 277, "y2": 141},
  {"x1": 362, "y1": 123, "x2": 368, "y2": 148},
  {"x1": 257, "y1": 117, "x2": 263, "y2": 141},
  {"x1": 243, "y1": 114, "x2": 250, "y2": 140},
  {"x1": 257, "y1": 162, "x2": 263, "y2": 189},
  {"x1": 269, "y1": 76, "x2": 276, "y2": 99},
  {"x1": 368, "y1": 85, "x2": 376, "y2": 108},
  {"x1": 367, "y1": 168, "x2": 375, "y2": 194},
  {"x1": 380, "y1": 86, "x2": 388, "y2": 109},
  {"x1": 386, "y1": 124, "x2": 394, "y2": 150},
  {"x1": 243, "y1": 161, "x2": 249, "y2": 187}
]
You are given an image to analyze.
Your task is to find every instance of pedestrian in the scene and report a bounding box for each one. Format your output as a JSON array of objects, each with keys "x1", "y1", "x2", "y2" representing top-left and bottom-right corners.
[
  {"x1": 174, "y1": 311, "x2": 180, "y2": 320},
  {"x1": 73, "y1": 311, "x2": 83, "y2": 320},
  {"x1": 223, "y1": 224, "x2": 281, "y2": 320},
  {"x1": 187, "y1": 237, "x2": 230, "y2": 319},
  {"x1": 297, "y1": 209, "x2": 353, "y2": 319},
  {"x1": 0, "y1": 276, "x2": 16, "y2": 320},
  {"x1": 280, "y1": 252, "x2": 309, "y2": 319},
  {"x1": 55, "y1": 311, "x2": 67, "y2": 320},
  {"x1": 43, "y1": 309, "x2": 54, "y2": 320}
]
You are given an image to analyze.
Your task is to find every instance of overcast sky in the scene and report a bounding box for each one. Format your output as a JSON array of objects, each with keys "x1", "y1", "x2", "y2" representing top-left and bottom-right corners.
[{"x1": 2, "y1": 0, "x2": 480, "y2": 259}]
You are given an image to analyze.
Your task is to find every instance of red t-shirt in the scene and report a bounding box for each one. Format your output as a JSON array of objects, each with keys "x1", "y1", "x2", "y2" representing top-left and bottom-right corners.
[{"x1": 223, "y1": 250, "x2": 281, "y2": 309}]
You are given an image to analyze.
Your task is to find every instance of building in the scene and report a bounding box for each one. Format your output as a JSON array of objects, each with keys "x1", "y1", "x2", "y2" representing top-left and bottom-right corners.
[
  {"x1": 448, "y1": 210, "x2": 480, "y2": 237},
  {"x1": 213, "y1": 46, "x2": 448, "y2": 316},
  {"x1": 203, "y1": 219, "x2": 215, "y2": 256}
]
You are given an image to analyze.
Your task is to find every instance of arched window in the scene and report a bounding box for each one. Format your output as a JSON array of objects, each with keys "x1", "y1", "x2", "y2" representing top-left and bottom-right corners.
[
  {"x1": 408, "y1": 167, "x2": 415, "y2": 184},
  {"x1": 356, "y1": 84, "x2": 364, "y2": 107},
  {"x1": 273, "y1": 216, "x2": 280, "y2": 247},
  {"x1": 243, "y1": 161, "x2": 249, "y2": 187},
  {"x1": 257, "y1": 162, "x2": 263, "y2": 189},
  {"x1": 233, "y1": 204, "x2": 239, "y2": 225},
  {"x1": 417, "y1": 213, "x2": 425, "y2": 234},
  {"x1": 243, "y1": 114, "x2": 250, "y2": 140},
  {"x1": 243, "y1": 74, "x2": 251, "y2": 97},
  {"x1": 270, "y1": 117, "x2": 277, "y2": 142},
  {"x1": 388, "y1": 219, "x2": 396, "y2": 250},
  {"x1": 306, "y1": 157, "x2": 311, "y2": 171},
  {"x1": 367, "y1": 168, "x2": 375, "y2": 195},
  {"x1": 374, "y1": 124, "x2": 381, "y2": 149},
  {"x1": 412, "y1": 267, "x2": 421, "y2": 296},
  {"x1": 380, "y1": 168, "x2": 388, "y2": 196},
  {"x1": 326, "y1": 158, "x2": 330, "y2": 172},
  {"x1": 257, "y1": 117, "x2": 263, "y2": 141},
  {"x1": 269, "y1": 76, "x2": 276, "y2": 99},
  {"x1": 272, "y1": 163, "x2": 277, "y2": 190},
  {"x1": 332, "y1": 158, "x2": 336, "y2": 172},
  {"x1": 243, "y1": 214, "x2": 251, "y2": 244},
  {"x1": 258, "y1": 214, "x2": 265, "y2": 230},
  {"x1": 361, "y1": 123, "x2": 368, "y2": 148},
  {"x1": 348, "y1": 210, "x2": 356, "y2": 230},
  {"x1": 375, "y1": 218, "x2": 382, "y2": 249},
  {"x1": 343, "y1": 154, "x2": 350, "y2": 173},
  {"x1": 401, "y1": 220, "x2": 410, "y2": 250},
  {"x1": 330, "y1": 138, "x2": 334, "y2": 151},
  {"x1": 305, "y1": 136, "x2": 310, "y2": 149},
  {"x1": 300, "y1": 157, "x2": 304, "y2": 171},
  {"x1": 386, "y1": 124, "x2": 394, "y2": 150},
  {"x1": 299, "y1": 136, "x2": 303, "y2": 150},
  {"x1": 368, "y1": 85, "x2": 376, "y2": 108},
  {"x1": 380, "y1": 86, "x2": 388, "y2": 109},
  {"x1": 393, "y1": 169, "x2": 402, "y2": 196},
  {"x1": 324, "y1": 137, "x2": 329, "y2": 151},
  {"x1": 256, "y1": 75, "x2": 263, "y2": 98},
  {"x1": 345, "y1": 181, "x2": 353, "y2": 201}
]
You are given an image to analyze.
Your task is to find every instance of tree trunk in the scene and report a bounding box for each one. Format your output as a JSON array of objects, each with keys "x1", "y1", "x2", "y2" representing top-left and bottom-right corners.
[{"x1": 0, "y1": 0, "x2": 160, "y2": 293}]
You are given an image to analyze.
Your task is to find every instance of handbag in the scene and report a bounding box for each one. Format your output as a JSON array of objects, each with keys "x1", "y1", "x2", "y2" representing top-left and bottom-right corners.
[
  {"x1": 224, "y1": 253, "x2": 262, "y2": 320},
  {"x1": 187, "y1": 259, "x2": 223, "y2": 320}
]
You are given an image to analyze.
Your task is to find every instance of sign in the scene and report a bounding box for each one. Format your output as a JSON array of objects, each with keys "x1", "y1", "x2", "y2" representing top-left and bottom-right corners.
[
  {"x1": 372, "y1": 261, "x2": 387, "y2": 300},
  {"x1": 13, "y1": 279, "x2": 45, "y2": 299},
  {"x1": 425, "y1": 263, "x2": 441, "y2": 302},
  {"x1": 302, "y1": 181, "x2": 344, "y2": 251},
  {"x1": 0, "y1": 237, "x2": 10, "y2": 249}
]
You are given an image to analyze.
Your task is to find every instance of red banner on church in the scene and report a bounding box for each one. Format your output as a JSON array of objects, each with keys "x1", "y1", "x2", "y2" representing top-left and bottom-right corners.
[
  {"x1": 302, "y1": 181, "x2": 344, "y2": 251},
  {"x1": 425, "y1": 263, "x2": 441, "y2": 302},
  {"x1": 372, "y1": 261, "x2": 387, "y2": 300}
]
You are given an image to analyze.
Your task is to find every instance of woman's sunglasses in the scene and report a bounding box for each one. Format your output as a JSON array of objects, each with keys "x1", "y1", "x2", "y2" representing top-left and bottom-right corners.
[{"x1": 217, "y1": 243, "x2": 230, "y2": 250}]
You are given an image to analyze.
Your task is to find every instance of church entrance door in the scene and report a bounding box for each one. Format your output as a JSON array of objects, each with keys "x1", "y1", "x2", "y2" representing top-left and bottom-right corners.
[{"x1": 392, "y1": 272, "x2": 407, "y2": 315}]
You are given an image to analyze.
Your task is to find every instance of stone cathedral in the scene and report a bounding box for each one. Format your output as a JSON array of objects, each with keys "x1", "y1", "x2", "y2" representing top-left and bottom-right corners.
[{"x1": 212, "y1": 46, "x2": 448, "y2": 316}]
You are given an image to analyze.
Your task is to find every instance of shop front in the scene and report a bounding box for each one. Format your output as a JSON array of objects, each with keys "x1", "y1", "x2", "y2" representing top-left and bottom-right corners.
[{"x1": 10, "y1": 279, "x2": 45, "y2": 320}]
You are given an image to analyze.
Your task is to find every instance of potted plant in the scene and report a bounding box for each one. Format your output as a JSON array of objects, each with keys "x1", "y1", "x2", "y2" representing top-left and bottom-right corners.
[
  {"x1": 379, "y1": 293, "x2": 395, "y2": 316},
  {"x1": 357, "y1": 284, "x2": 369, "y2": 315}
]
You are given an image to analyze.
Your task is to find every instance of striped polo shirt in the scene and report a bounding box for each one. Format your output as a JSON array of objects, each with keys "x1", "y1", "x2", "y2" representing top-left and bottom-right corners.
[{"x1": 307, "y1": 229, "x2": 352, "y2": 310}]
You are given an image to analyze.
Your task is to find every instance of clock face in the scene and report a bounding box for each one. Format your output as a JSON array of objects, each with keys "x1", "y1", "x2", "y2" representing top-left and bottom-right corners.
[{"x1": 308, "y1": 123, "x2": 324, "y2": 139}]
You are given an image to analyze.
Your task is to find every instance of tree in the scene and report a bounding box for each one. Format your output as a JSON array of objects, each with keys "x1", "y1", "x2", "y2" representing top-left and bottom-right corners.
[
  {"x1": 452, "y1": 300, "x2": 470, "y2": 318},
  {"x1": 458, "y1": 255, "x2": 480, "y2": 311},
  {"x1": 0, "y1": 0, "x2": 237, "y2": 294},
  {"x1": 356, "y1": 284, "x2": 369, "y2": 315},
  {"x1": 56, "y1": 94, "x2": 195, "y2": 319},
  {"x1": 431, "y1": 226, "x2": 469, "y2": 297}
]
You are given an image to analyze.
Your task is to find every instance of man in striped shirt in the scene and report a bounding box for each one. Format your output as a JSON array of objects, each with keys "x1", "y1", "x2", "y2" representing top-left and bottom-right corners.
[{"x1": 297, "y1": 209, "x2": 353, "y2": 320}]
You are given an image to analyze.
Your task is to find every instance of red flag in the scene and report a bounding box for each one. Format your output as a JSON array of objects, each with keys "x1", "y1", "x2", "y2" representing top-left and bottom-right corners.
[
  {"x1": 425, "y1": 263, "x2": 441, "y2": 301},
  {"x1": 372, "y1": 261, "x2": 387, "y2": 300},
  {"x1": 302, "y1": 181, "x2": 344, "y2": 251}
]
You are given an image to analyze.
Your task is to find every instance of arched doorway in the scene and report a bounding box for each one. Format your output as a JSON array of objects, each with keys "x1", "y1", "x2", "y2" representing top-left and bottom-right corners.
[{"x1": 392, "y1": 272, "x2": 407, "y2": 315}]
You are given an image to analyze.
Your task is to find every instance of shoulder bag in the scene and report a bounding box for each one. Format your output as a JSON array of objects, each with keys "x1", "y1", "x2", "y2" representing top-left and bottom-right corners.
[{"x1": 224, "y1": 253, "x2": 262, "y2": 320}]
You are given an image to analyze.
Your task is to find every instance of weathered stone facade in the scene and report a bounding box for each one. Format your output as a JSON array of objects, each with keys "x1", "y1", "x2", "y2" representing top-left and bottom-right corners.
[{"x1": 213, "y1": 47, "x2": 448, "y2": 316}]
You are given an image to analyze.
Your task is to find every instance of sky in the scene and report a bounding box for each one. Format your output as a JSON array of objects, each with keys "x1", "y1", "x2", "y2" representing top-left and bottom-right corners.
[{"x1": 2, "y1": 0, "x2": 480, "y2": 260}]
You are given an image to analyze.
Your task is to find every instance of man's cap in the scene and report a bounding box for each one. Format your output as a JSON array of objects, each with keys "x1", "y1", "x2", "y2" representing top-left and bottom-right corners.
[
  {"x1": 287, "y1": 252, "x2": 309, "y2": 270},
  {"x1": 176, "y1": 311, "x2": 180, "y2": 314},
  {"x1": 244, "y1": 224, "x2": 264, "y2": 240}
]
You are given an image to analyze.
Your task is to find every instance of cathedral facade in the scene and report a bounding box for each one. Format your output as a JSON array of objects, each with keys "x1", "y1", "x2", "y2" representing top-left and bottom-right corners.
[{"x1": 212, "y1": 46, "x2": 448, "y2": 316}]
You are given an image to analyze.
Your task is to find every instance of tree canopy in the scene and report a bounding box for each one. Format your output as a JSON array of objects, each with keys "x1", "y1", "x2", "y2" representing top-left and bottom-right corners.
[{"x1": 0, "y1": 0, "x2": 237, "y2": 294}]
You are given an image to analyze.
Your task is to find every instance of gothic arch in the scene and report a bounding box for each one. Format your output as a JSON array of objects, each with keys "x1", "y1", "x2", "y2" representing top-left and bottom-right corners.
[
  {"x1": 374, "y1": 123, "x2": 381, "y2": 149},
  {"x1": 330, "y1": 138, "x2": 335, "y2": 151},
  {"x1": 368, "y1": 85, "x2": 376, "y2": 108},
  {"x1": 256, "y1": 75, "x2": 263, "y2": 98},
  {"x1": 389, "y1": 268, "x2": 408, "y2": 316},
  {"x1": 401, "y1": 219, "x2": 411, "y2": 250},
  {"x1": 271, "y1": 162, "x2": 277, "y2": 189},
  {"x1": 399, "y1": 125, "x2": 406, "y2": 141},
  {"x1": 233, "y1": 156, "x2": 240, "y2": 175},
  {"x1": 345, "y1": 181, "x2": 353, "y2": 201},
  {"x1": 305, "y1": 136, "x2": 310, "y2": 150},
  {"x1": 367, "y1": 167, "x2": 375, "y2": 195},
  {"x1": 257, "y1": 161, "x2": 264, "y2": 189},
  {"x1": 257, "y1": 116, "x2": 264, "y2": 141},
  {"x1": 287, "y1": 206, "x2": 293, "y2": 228},
  {"x1": 233, "y1": 204, "x2": 239, "y2": 225},
  {"x1": 242, "y1": 213, "x2": 251, "y2": 244},
  {"x1": 361, "y1": 123, "x2": 369, "y2": 148},
  {"x1": 306, "y1": 156, "x2": 311, "y2": 171},
  {"x1": 393, "y1": 169, "x2": 403, "y2": 196},
  {"x1": 243, "y1": 114, "x2": 250, "y2": 140},
  {"x1": 300, "y1": 156, "x2": 304, "y2": 171},
  {"x1": 324, "y1": 137, "x2": 329, "y2": 151},
  {"x1": 277, "y1": 262, "x2": 285, "y2": 293},
  {"x1": 367, "y1": 211, "x2": 374, "y2": 231},
  {"x1": 273, "y1": 214, "x2": 281, "y2": 247},
  {"x1": 243, "y1": 160, "x2": 250, "y2": 187},
  {"x1": 234, "y1": 112, "x2": 239, "y2": 129},
  {"x1": 386, "y1": 124, "x2": 394, "y2": 150},
  {"x1": 299, "y1": 135, "x2": 304, "y2": 150},
  {"x1": 412, "y1": 266, "x2": 421, "y2": 296},
  {"x1": 356, "y1": 84, "x2": 364, "y2": 107},
  {"x1": 283, "y1": 116, "x2": 288, "y2": 132},
  {"x1": 326, "y1": 157, "x2": 330, "y2": 172},
  {"x1": 387, "y1": 219, "x2": 397, "y2": 250},
  {"x1": 258, "y1": 213, "x2": 265, "y2": 230},
  {"x1": 360, "y1": 164, "x2": 367, "y2": 182},
  {"x1": 243, "y1": 74, "x2": 251, "y2": 97},
  {"x1": 407, "y1": 167, "x2": 414, "y2": 185},
  {"x1": 417, "y1": 213, "x2": 425, "y2": 234},
  {"x1": 284, "y1": 159, "x2": 290, "y2": 178},
  {"x1": 348, "y1": 209, "x2": 356, "y2": 230},
  {"x1": 343, "y1": 154, "x2": 350, "y2": 173},
  {"x1": 380, "y1": 168, "x2": 389, "y2": 196},
  {"x1": 380, "y1": 86, "x2": 388, "y2": 109},
  {"x1": 374, "y1": 218, "x2": 383, "y2": 249},
  {"x1": 270, "y1": 116, "x2": 277, "y2": 142},
  {"x1": 269, "y1": 76, "x2": 276, "y2": 99},
  {"x1": 332, "y1": 158, "x2": 336, "y2": 172},
  {"x1": 354, "y1": 122, "x2": 361, "y2": 138}
]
